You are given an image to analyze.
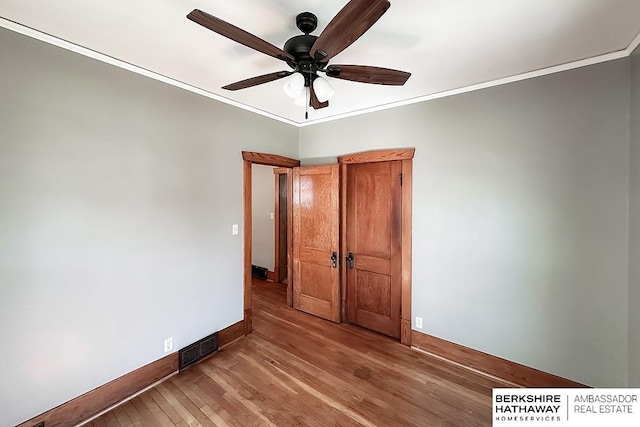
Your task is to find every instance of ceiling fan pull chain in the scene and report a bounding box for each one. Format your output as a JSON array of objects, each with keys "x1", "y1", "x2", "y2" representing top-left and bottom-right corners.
[{"x1": 305, "y1": 88, "x2": 309, "y2": 120}]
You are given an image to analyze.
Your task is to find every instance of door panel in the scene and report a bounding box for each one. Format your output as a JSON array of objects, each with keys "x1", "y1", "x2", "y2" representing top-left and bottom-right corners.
[
  {"x1": 356, "y1": 271, "x2": 392, "y2": 317},
  {"x1": 347, "y1": 161, "x2": 402, "y2": 338},
  {"x1": 293, "y1": 165, "x2": 340, "y2": 322}
]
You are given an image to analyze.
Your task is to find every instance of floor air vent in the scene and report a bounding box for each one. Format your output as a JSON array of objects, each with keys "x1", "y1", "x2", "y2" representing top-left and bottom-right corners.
[
  {"x1": 252, "y1": 264, "x2": 268, "y2": 280},
  {"x1": 179, "y1": 332, "x2": 218, "y2": 371}
]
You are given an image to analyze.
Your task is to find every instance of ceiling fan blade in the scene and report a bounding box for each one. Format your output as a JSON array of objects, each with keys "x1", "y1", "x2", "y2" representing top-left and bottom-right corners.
[
  {"x1": 222, "y1": 71, "x2": 293, "y2": 91},
  {"x1": 326, "y1": 65, "x2": 410, "y2": 85},
  {"x1": 309, "y1": 85, "x2": 329, "y2": 109},
  {"x1": 310, "y1": 0, "x2": 390, "y2": 62},
  {"x1": 187, "y1": 9, "x2": 294, "y2": 62}
]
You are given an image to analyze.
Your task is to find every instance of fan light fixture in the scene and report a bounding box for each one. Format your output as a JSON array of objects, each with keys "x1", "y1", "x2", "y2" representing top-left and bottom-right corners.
[
  {"x1": 313, "y1": 76, "x2": 334, "y2": 103},
  {"x1": 283, "y1": 72, "x2": 305, "y2": 98},
  {"x1": 284, "y1": 72, "x2": 335, "y2": 105}
]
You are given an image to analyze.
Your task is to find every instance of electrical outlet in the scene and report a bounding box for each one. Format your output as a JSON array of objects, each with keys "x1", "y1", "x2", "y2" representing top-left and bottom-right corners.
[
  {"x1": 164, "y1": 337, "x2": 174, "y2": 353},
  {"x1": 270, "y1": 212, "x2": 274, "y2": 220},
  {"x1": 232, "y1": 224, "x2": 239, "y2": 235},
  {"x1": 415, "y1": 316, "x2": 423, "y2": 329}
]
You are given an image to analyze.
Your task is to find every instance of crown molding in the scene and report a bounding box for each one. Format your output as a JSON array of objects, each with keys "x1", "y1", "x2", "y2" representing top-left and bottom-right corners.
[
  {"x1": 2, "y1": 16, "x2": 638, "y2": 129},
  {"x1": 0, "y1": 17, "x2": 298, "y2": 127},
  {"x1": 299, "y1": 49, "x2": 628, "y2": 126},
  {"x1": 627, "y1": 29, "x2": 640, "y2": 56}
]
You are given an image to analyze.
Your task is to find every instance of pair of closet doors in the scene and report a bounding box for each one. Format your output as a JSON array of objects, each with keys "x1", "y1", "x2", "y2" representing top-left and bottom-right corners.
[{"x1": 291, "y1": 150, "x2": 412, "y2": 340}]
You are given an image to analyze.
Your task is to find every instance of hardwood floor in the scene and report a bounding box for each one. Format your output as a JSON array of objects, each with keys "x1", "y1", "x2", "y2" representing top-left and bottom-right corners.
[{"x1": 85, "y1": 279, "x2": 508, "y2": 426}]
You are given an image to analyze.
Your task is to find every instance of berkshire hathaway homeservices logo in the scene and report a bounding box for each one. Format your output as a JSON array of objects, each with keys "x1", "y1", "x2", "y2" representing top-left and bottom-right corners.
[
  {"x1": 493, "y1": 389, "x2": 640, "y2": 426},
  {"x1": 494, "y1": 391, "x2": 562, "y2": 423}
]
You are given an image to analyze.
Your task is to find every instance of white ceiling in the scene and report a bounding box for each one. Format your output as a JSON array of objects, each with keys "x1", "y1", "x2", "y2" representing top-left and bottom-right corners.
[{"x1": 2, "y1": 0, "x2": 640, "y2": 126}]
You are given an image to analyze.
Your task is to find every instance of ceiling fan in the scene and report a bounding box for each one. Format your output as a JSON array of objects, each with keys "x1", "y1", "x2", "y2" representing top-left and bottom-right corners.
[{"x1": 187, "y1": 0, "x2": 411, "y2": 116}]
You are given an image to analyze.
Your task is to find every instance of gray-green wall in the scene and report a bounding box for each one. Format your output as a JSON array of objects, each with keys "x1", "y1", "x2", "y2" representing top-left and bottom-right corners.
[
  {"x1": 300, "y1": 58, "x2": 631, "y2": 388},
  {"x1": 630, "y1": 47, "x2": 640, "y2": 387},
  {"x1": 0, "y1": 28, "x2": 298, "y2": 426}
]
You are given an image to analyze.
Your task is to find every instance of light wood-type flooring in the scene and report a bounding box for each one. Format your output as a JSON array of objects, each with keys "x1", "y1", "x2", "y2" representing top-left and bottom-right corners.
[{"x1": 85, "y1": 279, "x2": 508, "y2": 426}]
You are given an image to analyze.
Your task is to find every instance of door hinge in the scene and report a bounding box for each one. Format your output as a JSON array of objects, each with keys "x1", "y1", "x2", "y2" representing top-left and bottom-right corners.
[{"x1": 399, "y1": 173, "x2": 403, "y2": 186}]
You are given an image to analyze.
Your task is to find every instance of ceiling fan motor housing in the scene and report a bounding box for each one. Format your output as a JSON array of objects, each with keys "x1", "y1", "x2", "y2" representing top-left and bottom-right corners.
[
  {"x1": 284, "y1": 34, "x2": 317, "y2": 62},
  {"x1": 284, "y1": 13, "x2": 330, "y2": 86}
]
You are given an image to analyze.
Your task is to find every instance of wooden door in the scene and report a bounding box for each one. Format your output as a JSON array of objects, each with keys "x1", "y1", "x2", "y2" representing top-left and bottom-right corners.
[
  {"x1": 346, "y1": 161, "x2": 402, "y2": 338},
  {"x1": 293, "y1": 165, "x2": 341, "y2": 322}
]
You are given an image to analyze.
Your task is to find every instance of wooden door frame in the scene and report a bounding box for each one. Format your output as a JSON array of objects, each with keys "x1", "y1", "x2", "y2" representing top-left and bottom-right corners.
[
  {"x1": 242, "y1": 152, "x2": 299, "y2": 333},
  {"x1": 242, "y1": 148, "x2": 413, "y2": 344},
  {"x1": 273, "y1": 167, "x2": 294, "y2": 306},
  {"x1": 337, "y1": 148, "x2": 415, "y2": 346}
]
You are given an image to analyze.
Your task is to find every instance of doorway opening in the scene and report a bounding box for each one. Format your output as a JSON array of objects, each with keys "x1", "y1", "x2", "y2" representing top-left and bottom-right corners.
[
  {"x1": 242, "y1": 149, "x2": 413, "y2": 346},
  {"x1": 251, "y1": 164, "x2": 277, "y2": 282},
  {"x1": 242, "y1": 152, "x2": 299, "y2": 333}
]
